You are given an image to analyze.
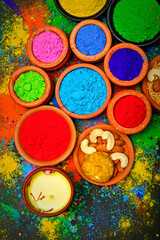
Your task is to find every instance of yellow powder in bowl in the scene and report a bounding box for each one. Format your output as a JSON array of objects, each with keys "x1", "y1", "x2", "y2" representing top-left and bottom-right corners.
[
  {"x1": 81, "y1": 152, "x2": 114, "y2": 182},
  {"x1": 59, "y1": 0, "x2": 107, "y2": 18}
]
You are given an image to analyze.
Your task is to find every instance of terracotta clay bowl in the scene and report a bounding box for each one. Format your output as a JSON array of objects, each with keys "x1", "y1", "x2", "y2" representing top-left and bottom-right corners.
[
  {"x1": 14, "y1": 106, "x2": 76, "y2": 166},
  {"x1": 73, "y1": 124, "x2": 134, "y2": 186},
  {"x1": 107, "y1": 90, "x2": 152, "y2": 134},
  {"x1": 9, "y1": 66, "x2": 53, "y2": 108},
  {"x1": 26, "y1": 25, "x2": 71, "y2": 71},
  {"x1": 104, "y1": 43, "x2": 148, "y2": 86},
  {"x1": 142, "y1": 55, "x2": 160, "y2": 111},
  {"x1": 55, "y1": 63, "x2": 112, "y2": 119},
  {"x1": 22, "y1": 166, "x2": 75, "y2": 217},
  {"x1": 70, "y1": 19, "x2": 112, "y2": 63}
]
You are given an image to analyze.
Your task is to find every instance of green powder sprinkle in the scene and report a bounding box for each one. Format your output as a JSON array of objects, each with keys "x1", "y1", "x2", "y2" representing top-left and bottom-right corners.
[
  {"x1": 113, "y1": 0, "x2": 160, "y2": 43},
  {"x1": 14, "y1": 71, "x2": 46, "y2": 102}
]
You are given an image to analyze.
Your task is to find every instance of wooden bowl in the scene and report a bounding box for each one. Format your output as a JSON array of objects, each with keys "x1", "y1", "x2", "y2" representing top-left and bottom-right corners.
[
  {"x1": 142, "y1": 55, "x2": 160, "y2": 111},
  {"x1": 55, "y1": 63, "x2": 112, "y2": 119},
  {"x1": 70, "y1": 19, "x2": 112, "y2": 63},
  {"x1": 26, "y1": 25, "x2": 71, "y2": 71},
  {"x1": 14, "y1": 106, "x2": 76, "y2": 166},
  {"x1": 9, "y1": 66, "x2": 53, "y2": 108},
  {"x1": 104, "y1": 43, "x2": 148, "y2": 86},
  {"x1": 107, "y1": 90, "x2": 152, "y2": 134},
  {"x1": 73, "y1": 124, "x2": 134, "y2": 186},
  {"x1": 22, "y1": 166, "x2": 75, "y2": 216}
]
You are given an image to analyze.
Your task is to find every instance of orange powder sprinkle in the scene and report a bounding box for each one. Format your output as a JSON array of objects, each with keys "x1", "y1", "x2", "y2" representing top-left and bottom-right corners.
[
  {"x1": 0, "y1": 94, "x2": 26, "y2": 142},
  {"x1": 66, "y1": 157, "x2": 82, "y2": 182}
]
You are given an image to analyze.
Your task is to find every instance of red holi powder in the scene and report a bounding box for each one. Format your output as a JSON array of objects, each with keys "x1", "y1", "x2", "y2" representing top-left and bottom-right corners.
[
  {"x1": 0, "y1": 94, "x2": 26, "y2": 142},
  {"x1": 113, "y1": 95, "x2": 146, "y2": 128},
  {"x1": 66, "y1": 157, "x2": 82, "y2": 182},
  {"x1": 19, "y1": 110, "x2": 71, "y2": 161}
]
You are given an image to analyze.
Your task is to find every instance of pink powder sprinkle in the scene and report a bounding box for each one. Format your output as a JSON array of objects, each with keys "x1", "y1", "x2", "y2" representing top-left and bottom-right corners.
[{"x1": 32, "y1": 30, "x2": 63, "y2": 63}]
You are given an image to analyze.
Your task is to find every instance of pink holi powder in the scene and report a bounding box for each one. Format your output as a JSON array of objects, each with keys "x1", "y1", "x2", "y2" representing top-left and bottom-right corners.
[{"x1": 32, "y1": 30, "x2": 63, "y2": 63}]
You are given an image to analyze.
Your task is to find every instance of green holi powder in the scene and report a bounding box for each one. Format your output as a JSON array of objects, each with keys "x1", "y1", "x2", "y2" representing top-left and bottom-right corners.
[
  {"x1": 45, "y1": 0, "x2": 76, "y2": 35},
  {"x1": 14, "y1": 71, "x2": 45, "y2": 102},
  {"x1": 113, "y1": 0, "x2": 160, "y2": 43}
]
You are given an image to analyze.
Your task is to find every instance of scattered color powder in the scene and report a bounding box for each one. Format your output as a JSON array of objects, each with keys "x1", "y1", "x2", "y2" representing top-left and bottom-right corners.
[
  {"x1": 59, "y1": 0, "x2": 107, "y2": 17},
  {"x1": 19, "y1": 110, "x2": 71, "y2": 161},
  {"x1": 32, "y1": 30, "x2": 63, "y2": 63},
  {"x1": 59, "y1": 68, "x2": 107, "y2": 115},
  {"x1": 113, "y1": 0, "x2": 160, "y2": 43},
  {"x1": 76, "y1": 24, "x2": 106, "y2": 55},
  {"x1": 113, "y1": 96, "x2": 146, "y2": 128},
  {"x1": 14, "y1": 71, "x2": 46, "y2": 102},
  {"x1": 109, "y1": 48, "x2": 144, "y2": 81}
]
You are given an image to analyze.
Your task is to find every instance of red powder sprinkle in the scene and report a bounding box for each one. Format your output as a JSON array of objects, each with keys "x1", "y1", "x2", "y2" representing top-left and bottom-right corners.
[
  {"x1": 113, "y1": 95, "x2": 146, "y2": 128},
  {"x1": 19, "y1": 110, "x2": 71, "y2": 161}
]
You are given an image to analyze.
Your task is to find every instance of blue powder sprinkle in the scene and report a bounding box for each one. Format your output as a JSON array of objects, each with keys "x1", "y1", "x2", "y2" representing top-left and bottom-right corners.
[
  {"x1": 76, "y1": 24, "x2": 106, "y2": 56},
  {"x1": 59, "y1": 68, "x2": 107, "y2": 115},
  {"x1": 109, "y1": 48, "x2": 144, "y2": 81}
]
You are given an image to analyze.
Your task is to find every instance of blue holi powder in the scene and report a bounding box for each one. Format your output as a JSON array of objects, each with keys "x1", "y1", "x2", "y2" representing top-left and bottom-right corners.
[
  {"x1": 59, "y1": 68, "x2": 107, "y2": 115},
  {"x1": 76, "y1": 24, "x2": 106, "y2": 56}
]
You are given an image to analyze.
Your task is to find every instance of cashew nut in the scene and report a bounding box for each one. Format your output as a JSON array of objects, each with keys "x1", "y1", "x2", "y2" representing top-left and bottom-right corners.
[
  {"x1": 80, "y1": 139, "x2": 97, "y2": 154},
  {"x1": 89, "y1": 129, "x2": 104, "y2": 143},
  {"x1": 147, "y1": 69, "x2": 160, "y2": 82},
  {"x1": 110, "y1": 153, "x2": 128, "y2": 168},
  {"x1": 102, "y1": 131, "x2": 115, "y2": 151}
]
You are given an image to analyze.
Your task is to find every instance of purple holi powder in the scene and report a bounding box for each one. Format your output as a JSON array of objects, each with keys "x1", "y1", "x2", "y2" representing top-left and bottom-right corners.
[
  {"x1": 32, "y1": 30, "x2": 63, "y2": 63},
  {"x1": 109, "y1": 48, "x2": 144, "y2": 81}
]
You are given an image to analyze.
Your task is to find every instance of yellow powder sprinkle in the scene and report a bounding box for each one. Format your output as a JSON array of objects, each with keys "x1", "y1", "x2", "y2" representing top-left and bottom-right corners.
[
  {"x1": 59, "y1": 0, "x2": 107, "y2": 17},
  {"x1": 119, "y1": 217, "x2": 131, "y2": 230},
  {"x1": 38, "y1": 218, "x2": 60, "y2": 240},
  {"x1": 154, "y1": 174, "x2": 160, "y2": 182}
]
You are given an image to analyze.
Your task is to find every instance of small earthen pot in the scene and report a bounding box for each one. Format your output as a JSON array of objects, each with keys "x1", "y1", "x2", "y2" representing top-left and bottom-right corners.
[
  {"x1": 104, "y1": 43, "x2": 148, "y2": 86},
  {"x1": 22, "y1": 166, "x2": 75, "y2": 217},
  {"x1": 55, "y1": 63, "x2": 112, "y2": 119},
  {"x1": 9, "y1": 65, "x2": 53, "y2": 108},
  {"x1": 107, "y1": 90, "x2": 152, "y2": 134},
  {"x1": 70, "y1": 19, "x2": 112, "y2": 63},
  {"x1": 73, "y1": 124, "x2": 134, "y2": 186},
  {"x1": 14, "y1": 105, "x2": 76, "y2": 166},
  {"x1": 142, "y1": 55, "x2": 160, "y2": 111},
  {"x1": 26, "y1": 25, "x2": 71, "y2": 71}
]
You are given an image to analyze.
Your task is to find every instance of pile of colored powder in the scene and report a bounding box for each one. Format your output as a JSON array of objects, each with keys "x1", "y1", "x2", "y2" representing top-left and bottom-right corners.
[
  {"x1": 113, "y1": 96, "x2": 146, "y2": 128},
  {"x1": 113, "y1": 0, "x2": 160, "y2": 43},
  {"x1": 14, "y1": 71, "x2": 46, "y2": 102},
  {"x1": 109, "y1": 48, "x2": 144, "y2": 81},
  {"x1": 32, "y1": 30, "x2": 63, "y2": 63},
  {"x1": 59, "y1": 0, "x2": 107, "y2": 17},
  {"x1": 19, "y1": 110, "x2": 71, "y2": 161},
  {"x1": 59, "y1": 68, "x2": 107, "y2": 115},
  {"x1": 76, "y1": 24, "x2": 106, "y2": 55}
]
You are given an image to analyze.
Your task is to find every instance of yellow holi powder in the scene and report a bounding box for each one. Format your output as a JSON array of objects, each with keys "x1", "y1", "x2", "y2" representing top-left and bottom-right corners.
[
  {"x1": 119, "y1": 217, "x2": 131, "y2": 229},
  {"x1": 59, "y1": 0, "x2": 107, "y2": 17},
  {"x1": 38, "y1": 218, "x2": 60, "y2": 240},
  {"x1": 154, "y1": 174, "x2": 160, "y2": 182},
  {"x1": 0, "y1": 152, "x2": 20, "y2": 186},
  {"x1": 0, "y1": 76, "x2": 10, "y2": 95}
]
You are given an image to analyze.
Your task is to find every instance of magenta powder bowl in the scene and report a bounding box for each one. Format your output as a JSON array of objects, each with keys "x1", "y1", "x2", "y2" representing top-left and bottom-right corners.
[{"x1": 32, "y1": 30, "x2": 63, "y2": 63}]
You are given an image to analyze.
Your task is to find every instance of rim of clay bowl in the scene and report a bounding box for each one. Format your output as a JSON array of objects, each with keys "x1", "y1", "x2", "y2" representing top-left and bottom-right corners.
[
  {"x1": 142, "y1": 55, "x2": 160, "y2": 111},
  {"x1": 26, "y1": 25, "x2": 70, "y2": 71},
  {"x1": 107, "y1": 90, "x2": 152, "y2": 134},
  {"x1": 54, "y1": 0, "x2": 112, "y2": 22},
  {"x1": 107, "y1": 0, "x2": 160, "y2": 47},
  {"x1": 104, "y1": 43, "x2": 149, "y2": 87},
  {"x1": 9, "y1": 66, "x2": 53, "y2": 108},
  {"x1": 55, "y1": 63, "x2": 112, "y2": 119},
  {"x1": 70, "y1": 19, "x2": 112, "y2": 63},
  {"x1": 73, "y1": 124, "x2": 134, "y2": 186},
  {"x1": 22, "y1": 166, "x2": 75, "y2": 217},
  {"x1": 14, "y1": 105, "x2": 77, "y2": 166}
]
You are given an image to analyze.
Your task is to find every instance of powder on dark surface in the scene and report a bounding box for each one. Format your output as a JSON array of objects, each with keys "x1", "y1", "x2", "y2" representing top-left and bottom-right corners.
[
  {"x1": 32, "y1": 30, "x2": 63, "y2": 63},
  {"x1": 113, "y1": 96, "x2": 146, "y2": 128},
  {"x1": 109, "y1": 48, "x2": 144, "y2": 81},
  {"x1": 19, "y1": 110, "x2": 71, "y2": 161},
  {"x1": 113, "y1": 0, "x2": 160, "y2": 43},
  {"x1": 76, "y1": 24, "x2": 106, "y2": 56},
  {"x1": 59, "y1": 68, "x2": 107, "y2": 115}
]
